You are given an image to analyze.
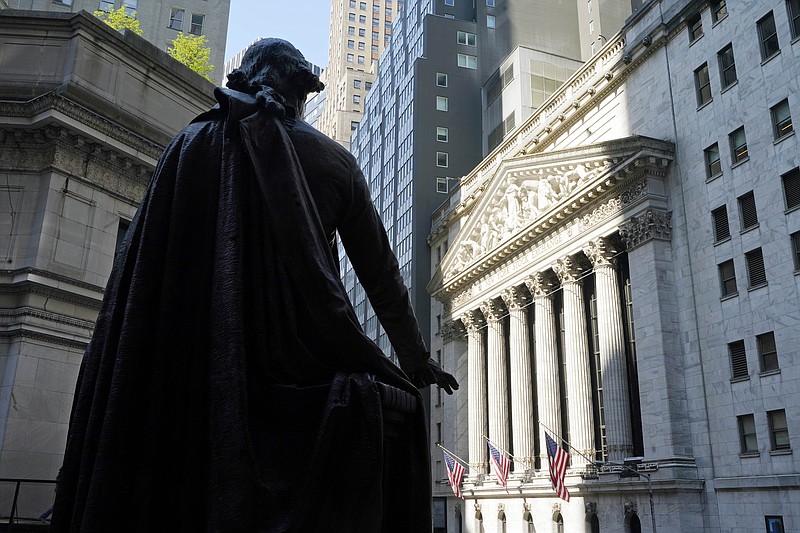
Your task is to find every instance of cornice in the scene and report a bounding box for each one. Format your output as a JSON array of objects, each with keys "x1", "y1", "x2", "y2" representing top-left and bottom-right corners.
[
  {"x1": 0, "y1": 328, "x2": 89, "y2": 350},
  {"x1": 0, "y1": 307, "x2": 95, "y2": 331}
]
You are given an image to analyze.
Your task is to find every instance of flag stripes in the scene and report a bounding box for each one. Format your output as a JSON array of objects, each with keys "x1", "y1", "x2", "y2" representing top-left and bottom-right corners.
[{"x1": 545, "y1": 432, "x2": 570, "y2": 501}]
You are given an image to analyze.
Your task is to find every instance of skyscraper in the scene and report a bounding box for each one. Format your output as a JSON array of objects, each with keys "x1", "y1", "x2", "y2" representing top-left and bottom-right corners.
[{"x1": 317, "y1": 0, "x2": 396, "y2": 149}]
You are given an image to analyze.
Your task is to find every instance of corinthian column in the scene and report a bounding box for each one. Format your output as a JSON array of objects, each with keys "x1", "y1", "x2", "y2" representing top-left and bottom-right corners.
[
  {"x1": 584, "y1": 238, "x2": 633, "y2": 461},
  {"x1": 553, "y1": 256, "x2": 595, "y2": 468},
  {"x1": 480, "y1": 299, "x2": 510, "y2": 459},
  {"x1": 524, "y1": 272, "x2": 561, "y2": 470},
  {"x1": 460, "y1": 310, "x2": 488, "y2": 476},
  {"x1": 501, "y1": 285, "x2": 535, "y2": 472}
]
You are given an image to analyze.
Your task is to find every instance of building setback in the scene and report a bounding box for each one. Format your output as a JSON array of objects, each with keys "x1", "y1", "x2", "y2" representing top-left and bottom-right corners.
[
  {"x1": 0, "y1": 10, "x2": 215, "y2": 515},
  {"x1": 428, "y1": 0, "x2": 800, "y2": 531},
  {"x1": 0, "y1": 0, "x2": 231, "y2": 83}
]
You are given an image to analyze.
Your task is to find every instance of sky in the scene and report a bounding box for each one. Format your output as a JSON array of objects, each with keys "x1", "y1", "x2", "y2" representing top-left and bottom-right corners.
[{"x1": 224, "y1": 0, "x2": 332, "y2": 69}]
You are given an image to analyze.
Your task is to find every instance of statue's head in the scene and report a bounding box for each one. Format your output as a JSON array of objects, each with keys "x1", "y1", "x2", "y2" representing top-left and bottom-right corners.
[{"x1": 226, "y1": 38, "x2": 324, "y2": 113}]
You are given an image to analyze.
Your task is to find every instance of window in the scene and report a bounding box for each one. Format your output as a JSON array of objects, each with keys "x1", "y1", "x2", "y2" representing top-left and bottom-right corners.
[
  {"x1": 783, "y1": 168, "x2": 800, "y2": 210},
  {"x1": 757, "y1": 332, "x2": 779, "y2": 372},
  {"x1": 349, "y1": 0, "x2": 356, "y2": 6},
  {"x1": 487, "y1": 14, "x2": 496, "y2": 28},
  {"x1": 365, "y1": 81, "x2": 372, "y2": 90},
  {"x1": 712, "y1": 206, "x2": 730, "y2": 242},
  {"x1": 373, "y1": 4, "x2": 379, "y2": 13},
  {"x1": 719, "y1": 259, "x2": 737, "y2": 297},
  {"x1": 354, "y1": 79, "x2": 361, "y2": 88},
  {"x1": 695, "y1": 63, "x2": 712, "y2": 106},
  {"x1": 358, "y1": 42, "x2": 365, "y2": 50},
  {"x1": 348, "y1": 26, "x2": 355, "y2": 35},
  {"x1": 436, "y1": 72, "x2": 448, "y2": 86},
  {"x1": 359, "y1": 14, "x2": 366, "y2": 22},
  {"x1": 738, "y1": 414, "x2": 758, "y2": 453},
  {"x1": 358, "y1": 55, "x2": 365, "y2": 64},
  {"x1": 487, "y1": 0, "x2": 495, "y2": 5},
  {"x1": 372, "y1": 31, "x2": 379, "y2": 40},
  {"x1": 711, "y1": 0, "x2": 727, "y2": 22},
  {"x1": 169, "y1": 8, "x2": 184, "y2": 30},
  {"x1": 348, "y1": 39, "x2": 355, "y2": 48},
  {"x1": 99, "y1": 0, "x2": 114, "y2": 11},
  {"x1": 788, "y1": 0, "x2": 800, "y2": 39},
  {"x1": 349, "y1": 12, "x2": 356, "y2": 21},
  {"x1": 347, "y1": 53, "x2": 354, "y2": 62},
  {"x1": 729, "y1": 340, "x2": 748, "y2": 379},
  {"x1": 436, "y1": 96, "x2": 448, "y2": 111},
  {"x1": 758, "y1": 12, "x2": 780, "y2": 60},
  {"x1": 360, "y1": 1, "x2": 367, "y2": 9},
  {"x1": 115, "y1": 219, "x2": 130, "y2": 254},
  {"x1": 359, "y1": 28, "x2": 366, "y2": 37},
  {"x1": 688, "y1": 15, "x2": 703, "y2": 42},
  {"x1": 791, "y1": 231, "x2": 800, "y2": 270},
  {"x1": 771, "y1": 99, "x2": 793, "y2": 140},
  {"x1": 436, "y1": 177, "x2": 449, "y2": 194},
  {"x1": 351, "y1": 120, "x2": 359, "y2": 131},
  {"x1": 589, "y1": 19, "x2": 594, "y2": 34},
  {"x1": 190, "y1": 13, "x2": 204, "y2": 35},
  {"x1": 767, "y1": 410, "x2": 790, "y2": 450},
  {"x1": 371, "y1": 45, "x2": 378, "y2": 54},
  {"x1": 766, "y1": 516, "x2": 785, "y2": 533},
  {"x1": 457, "y1": 31, "x2": 476, "y2": 46},
  {"x1": 718, "y1": 44, "x2": 737, "y2": 88},
  {"x1": 445, "y1": 0, "x2": 454, "y2": 5},
  {"x1": 705, "y1": 143, "x2": 721, "y2": 178},
  {"x1": 457, "y1": 54, "x2": 477, "y2": 69},
  {"x1": 738, "y1": 191, "x2": 758, "y2": 231},
  {"x1": 729, "y1": 127, "x2": 748, "y2": 163},
  {"x1": 353, "y1": 94, "x2": 361, "y2": 104},
  {"x1": 437, "y1": 152, "x2": 449, "y2": 167},
  {"x1": 745, "y1": 248, "x2": 767, "y2": 288},
  {"x1": 437, "y1": 127, "x2": 449, "y2": 142},
  {"x1": 123, "y1": 0, "x2": 136, "y2": 14}
]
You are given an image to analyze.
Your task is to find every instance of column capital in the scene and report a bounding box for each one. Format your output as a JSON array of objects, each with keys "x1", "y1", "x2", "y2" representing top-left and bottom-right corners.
[
  {"x1": 619, "y1": 208, "x2": 672, "y2": 250},
  {"x1": 501, "y1": 285, "x2": 530, "y2": 310},
  {"x1": 583, "y1": 237, "x2": 618, "y2": 268},
  {"x1": 460, "y1": 309, "x2": 486, "y2": 332},
  {"x1": 524, "y1": 271, "x2": 555, "y2": 298},
  {"x1": 480, "y1": 298, "x2": 507, "y2": 322},
  {"x1": 553, "y1": 255, "x2": 584, "y2": 284},
  {"x1": 441, "y1": 319, "x2": 467, "y2": 342}
]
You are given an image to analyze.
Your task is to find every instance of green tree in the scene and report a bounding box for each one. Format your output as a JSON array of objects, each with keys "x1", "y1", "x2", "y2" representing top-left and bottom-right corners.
[
  {"x1": 93, "y1": 6, "x2": 143, "y2": 36},
  {"x1": 169, "y1": 33, "x2": 215, "y2": 82}
]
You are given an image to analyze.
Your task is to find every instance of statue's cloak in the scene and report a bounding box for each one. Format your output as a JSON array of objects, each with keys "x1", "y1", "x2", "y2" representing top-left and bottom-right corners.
[{"x1": 51, "y1": 88, "x2": 431, "y2": 532}]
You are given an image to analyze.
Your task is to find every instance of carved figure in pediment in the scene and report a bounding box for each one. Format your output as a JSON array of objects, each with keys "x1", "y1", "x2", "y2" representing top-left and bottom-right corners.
[
  {"x1": 519, "y1": 178, "x2": 542, "y2": 220},
  {"x1": 452, "y1": 239, "x2": 483, "y2": 273},
  {"x1": 504, "y1": 176, "x2": 523, "y2": 230}
]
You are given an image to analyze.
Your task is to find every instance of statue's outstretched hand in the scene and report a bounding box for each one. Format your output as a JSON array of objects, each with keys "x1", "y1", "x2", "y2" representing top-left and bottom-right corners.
[{"x1": 404, "y1": 358, "x2": 459, "y2": 395}]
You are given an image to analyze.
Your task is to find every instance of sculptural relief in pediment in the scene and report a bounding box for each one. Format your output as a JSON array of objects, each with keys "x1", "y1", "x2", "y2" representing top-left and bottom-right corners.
[{"x1": 447, "y1": 161, "x2": 608, "y2": 277}]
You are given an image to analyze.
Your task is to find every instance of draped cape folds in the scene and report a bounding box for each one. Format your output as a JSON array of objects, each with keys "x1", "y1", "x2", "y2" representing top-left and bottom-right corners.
[{"x1": 51, "y1": 88, "x2": 432, "y2": 532}]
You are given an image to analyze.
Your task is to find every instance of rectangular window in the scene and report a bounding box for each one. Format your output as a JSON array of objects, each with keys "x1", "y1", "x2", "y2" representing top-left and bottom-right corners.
[
  {"x1": 791, "y1": 231, "x2": 800, "y2": 270},
  {"x1": 719, "y1": 259, "x2": 737, "y2": 297},
  {"x1": 358, "y1": 55, "x2": 365, "y2": 64},
  {"x1": 359, "y1": 28, "x2": 366, "y2": 37},
  {"x1": 354, "y1": 80, "x2": 361, "y2": 89},
  {"x1": 365, "y1": 81, "x2": 372, "y2": 90},
  {"x1": 758, "y1": 12, "x2": 780, "y2": 60},
  {"x1": 190, "y1": 13, "x2": 204, "y2": 35},
  {"x1": 718, "y1": 44, "x2": 737, "y2": 88},
  {"x1": 487, "y1": 0, "x2": 495, "y2": 6},
  {"x1": 783, "y1": 167, "x2": 800, "y2": 210},
  {"x1": 711, "y1": 0, "x2": 727, "y2": 22},
  {"x1": 358, "y1": 42, "x2": 365, "y2": 50},
  {"x1": 771, "y1": 99, "x2": 793, "y2": 140},
  {"x1": 765, "y1": 516, "x2": 785, "y2": 533},
  {"x1": 712, "y1": 205, "x2": 730, "y2": 242},
  {"x1": 359, "y1": 1, "x2": 366, "y2": 9},
  {"x1": 457, "y1": 53, "x2": 477, "y2": 69},
  {"x1": 99, "y1": 0, "x2": 114, "y2": 11},
  {"x1": 788, "y1": 0, "x2": 800, "y2": 39},
  {"x1": 348, "y1": 26, "x2": 355, "y2": 35},
  {"x1": 436, "y1": 152, "x2": 449, "y2": 167},
  {"x1": 487, "y1": 14, "x2": 496, "y2": 28},
  {"x1": 445, "y1": 0, "x2": 454, "y2": 5},
  {"x1": 688, "y1": 15, "x2": 703, "y2": 42},
  {"x1": 373, "y1": 4, "x2": 379, "y2": 13},
  {"x1": 349, "y1": 0, "x2": 356, "y2": 7},
  {"x1": 757, "y1": 332, "x2": 779, "y2": 372},
  {"x1": 349, "y1": 12, "x2": 356, "y2": 21},
  {"x1": 729, "y1": 126, "x2": 748, "y2": 163},
  {"x1": 437, "y1": 127, "x2": 449, "y2": 142},
  {"x1": 371, "y1": 45, "x2": 378, "y2": 54},
  {"x1": 169, "y1": 8, "x2": 184, "y2": 30},
  {"x1": 767, "y1": 409, "x2": 790, "y2": 450},
  {"x1": 350, "y1": 120, "x2": 359, "y2": 131},
  {"x1": 436, "y1": 96, "x2": 448, "y2": 111},
  {"x1": 457, "y1": 31, "x2": 476, "y2": 46},
  {"x1": 729, "y1": 340, "x2": 748, "y2": 379},
  {"x1": 353, "y1": 94, "x2": 361, "y2": 104},
  {"x1": 738, "y1": 414, "x2": 758, "y2": 453},
  {"x1": 123, "y1": 0, "x2": 136, "y2": 14},
  {"x1": 705, "y1": 143, "x2": 722, "y2": 178},
  {"x1": 359, "y1": 14, "x2": 366, "y2": 22},
  {"x1": 695, "y1": 63, "x2": 712, "y2": 106},
  {"x1": 745, "y1": 248, "x2": 767, "y2": 288},
  {"x1": 436, "y1": 177, "x2": 449, "y2": 194},
  {"x1": 115, "y1": 219, "x2": 130, "y2": 254},
  {"x1": 347, "y1": 53, "x2": 354, "y2": 62},
  {"x1": 348, "y1": 39, "x2": 355, "y2": 48},
  {"x1": 738, "y1": 191, "x2": 758, "y2": 230},
  {"x1": 372, "y1": 30, "x2": 379, "y2": 39},
  {"x1": 436, "y1": 72, "x2": 448, "y2": 86},
  {"x1": 589, "y1": 19, "x2": 594, "y2": 34}
]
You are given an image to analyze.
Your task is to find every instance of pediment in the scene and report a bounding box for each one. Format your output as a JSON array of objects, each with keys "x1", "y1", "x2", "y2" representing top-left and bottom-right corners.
[{"x1": 432, "y1": 136, "x2": 674, "y2": 299}]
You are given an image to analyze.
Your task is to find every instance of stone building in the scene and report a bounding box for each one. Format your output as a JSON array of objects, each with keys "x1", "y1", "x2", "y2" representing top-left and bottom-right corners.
[
  {"x1": 1, "y1": 0, "x2": 231, "y2": 83},
  {"x1": 0, "y1": 10, "x2": 214, "y2": 516},
  {"x1": 428, "y1": 0, "x2": 800, "y2": 531}
]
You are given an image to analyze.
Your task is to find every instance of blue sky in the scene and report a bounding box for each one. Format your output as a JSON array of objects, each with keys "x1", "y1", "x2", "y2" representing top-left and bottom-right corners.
[{"x1": 224, "y1": 0, "x2": 332, "y2": 68}]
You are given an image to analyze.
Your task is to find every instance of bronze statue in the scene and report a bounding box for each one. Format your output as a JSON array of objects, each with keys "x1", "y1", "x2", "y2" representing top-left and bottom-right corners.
[{"x1": 52, "y1": 38, "x2": 457, "y2": 532}]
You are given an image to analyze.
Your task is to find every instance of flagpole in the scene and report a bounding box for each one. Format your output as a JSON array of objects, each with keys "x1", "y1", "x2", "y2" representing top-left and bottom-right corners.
[
  {"x1": 436, "y1": 443, "x2": 469, "y2": 467},
  {"x1": 537, "y1": 421, "x2": 597, "y2": 466},
  {"x1": 481, "y1": 434, "x2": 515, "y2": 460}
]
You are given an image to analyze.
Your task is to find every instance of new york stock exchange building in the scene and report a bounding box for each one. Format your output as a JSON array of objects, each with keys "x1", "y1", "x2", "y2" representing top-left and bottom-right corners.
[{"x1": 427, "y1": 1, "x2": 800, "y2": 532}]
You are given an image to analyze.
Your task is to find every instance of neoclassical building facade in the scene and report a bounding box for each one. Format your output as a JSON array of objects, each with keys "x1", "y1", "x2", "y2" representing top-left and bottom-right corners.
[{"x1": 428, "y1": 0, "x2": 800, "y2": 531}]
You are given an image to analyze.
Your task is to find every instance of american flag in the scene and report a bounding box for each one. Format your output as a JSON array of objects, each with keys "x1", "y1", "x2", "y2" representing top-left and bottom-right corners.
[
  {"x1": 545, "y1": 432, "x2": 570, "y2": 501},
  {"x1": 443, "y1": 450, "x2": 465, "y2": 499},
  {"x1": 487, "y1": 440, "x2": 511, "y2": 490}
]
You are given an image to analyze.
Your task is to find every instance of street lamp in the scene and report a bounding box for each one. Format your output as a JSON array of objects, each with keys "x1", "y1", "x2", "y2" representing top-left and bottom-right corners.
[{"x1": 598, "y1": 458, "x2": 657, "y2": 533}]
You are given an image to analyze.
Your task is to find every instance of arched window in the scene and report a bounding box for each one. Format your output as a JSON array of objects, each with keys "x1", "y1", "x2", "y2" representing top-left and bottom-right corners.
[
  {"x1": 627, "y1": 514, "x2": 641, "y2": 533},
  {"x1": 554, "y1": 513, "x2": 564, "y2": 533},
  {"x1": 589, "y1": 514, "x2": 600, "y2": 533},
  {"x1": 523, "y1": 510, "x2": 535, "y2": 533}
]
